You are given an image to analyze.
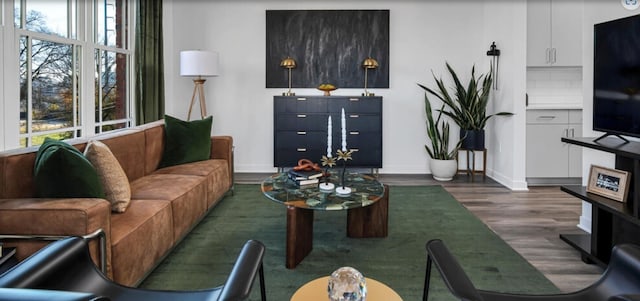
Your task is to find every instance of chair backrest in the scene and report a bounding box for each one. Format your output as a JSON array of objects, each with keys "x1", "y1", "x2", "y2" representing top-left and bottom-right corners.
[
  {"x1": 0, "y1": 236, "x2": 267, "y2": 301},
  {"x1": 587, "y1": 244, "x2": 640, "y2": 298},
  {"x1": 0, "y1": 288, "x2": 108, "y2": 301},
  {"x1": 0, "y1": 237, "x2": 106, "y2": 291},
  {"x1": 425, "y1": 239, "x2": 483, "y2": 301},
  {"x1": 218, "y1": 239, "x2": 266, "y2": 301}
]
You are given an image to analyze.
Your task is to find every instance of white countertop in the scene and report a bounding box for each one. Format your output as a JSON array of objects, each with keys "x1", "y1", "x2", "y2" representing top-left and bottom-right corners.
[{"x1": 526, "y1": 103, "x2": 583, "y2": 110}]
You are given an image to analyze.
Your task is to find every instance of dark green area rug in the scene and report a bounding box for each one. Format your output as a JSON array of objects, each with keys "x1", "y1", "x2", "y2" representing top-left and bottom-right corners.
[{"x1": 140, "y1": 184, "x2": 559, "y2": 300}]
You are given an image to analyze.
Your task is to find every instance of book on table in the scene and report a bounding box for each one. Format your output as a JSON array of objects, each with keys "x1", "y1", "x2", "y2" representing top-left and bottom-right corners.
[
  {"x1": 287, "y1": 169, "x2": 323, "y2": 180},
  {"x1": 292, "y1": 177, "x2": 320, "y2": 187}
]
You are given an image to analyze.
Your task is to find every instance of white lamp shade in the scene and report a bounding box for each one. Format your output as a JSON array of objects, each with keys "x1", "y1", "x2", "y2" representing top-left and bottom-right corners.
[{"x1": 180, "y1": 50, "x2": 219, "y2": 77}]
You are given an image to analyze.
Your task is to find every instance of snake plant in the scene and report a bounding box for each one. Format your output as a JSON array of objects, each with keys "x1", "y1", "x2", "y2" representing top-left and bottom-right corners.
[
  {"x1": 421, "y1": 92, "x2": 463, "y2": 160},
  {"x1": 418, "y1": 63, "x2": 512, "y2": 131}
]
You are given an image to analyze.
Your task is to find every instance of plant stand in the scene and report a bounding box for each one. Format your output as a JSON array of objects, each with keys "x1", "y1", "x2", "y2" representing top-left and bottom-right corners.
[{"x1": 457, "y1": 148, "x2": 486, "y2": 181}]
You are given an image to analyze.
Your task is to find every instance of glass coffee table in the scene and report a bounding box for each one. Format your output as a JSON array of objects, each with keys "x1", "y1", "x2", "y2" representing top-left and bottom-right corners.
[{"x1": 261, "y1": 172, "x2": 388, "y2": 268}]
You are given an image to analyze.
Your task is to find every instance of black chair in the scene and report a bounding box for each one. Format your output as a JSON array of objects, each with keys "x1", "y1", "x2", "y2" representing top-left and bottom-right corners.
[
  {"x1": 424, "y1": 239, "x2": 640, "y2": 301},
  {"x1": 0, "y1": 288, "x2": 108, "y2": 301},
  {"x1": 0, "y1": 236, "x2": 266, "y2": 301}
]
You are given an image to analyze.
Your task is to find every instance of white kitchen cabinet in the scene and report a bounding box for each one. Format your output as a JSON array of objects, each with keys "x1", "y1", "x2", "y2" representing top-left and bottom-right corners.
[
  {"x1": 527, "y1": 0, "x2": 582, "y2": 67},
  {"x1": 526, "y1": 109, "x2": 582, "y2": 181}
]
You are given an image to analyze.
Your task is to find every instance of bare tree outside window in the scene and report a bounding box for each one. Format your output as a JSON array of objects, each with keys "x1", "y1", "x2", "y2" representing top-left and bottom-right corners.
[
  {"x1": 16, "y1": 0, "x2": 131, "y2": 147},
  {"x1": 19, "y1": 10, "x2": 77, "y2": 146}
]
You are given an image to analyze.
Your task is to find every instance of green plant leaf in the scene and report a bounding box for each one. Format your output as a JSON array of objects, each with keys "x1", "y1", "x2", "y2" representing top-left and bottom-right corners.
[{"x1": 424, "y1": 62, "x2": 512, "y2": 131}]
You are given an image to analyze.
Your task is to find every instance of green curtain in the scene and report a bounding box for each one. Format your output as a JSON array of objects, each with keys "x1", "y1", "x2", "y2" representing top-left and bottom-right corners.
[{"x1": 135, "y1": 0, "x2": 165, "y2": 124}]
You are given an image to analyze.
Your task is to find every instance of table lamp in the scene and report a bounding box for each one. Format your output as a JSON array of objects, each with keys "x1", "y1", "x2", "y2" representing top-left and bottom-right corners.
[
  {"x1": 280, "y1": 57, "x2": 297, "y2": 96},
  {"x1": 362, "y1": 57, "x2": 378, "y2": 96},
  {"x1": 180, "y1": 50, "x2": 219, "y2": 120}
]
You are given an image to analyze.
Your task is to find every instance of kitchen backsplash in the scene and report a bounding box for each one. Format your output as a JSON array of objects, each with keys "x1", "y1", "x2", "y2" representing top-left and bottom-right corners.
[{"x1": 526, "y1": 67, "x2": 583, "y2": 108}]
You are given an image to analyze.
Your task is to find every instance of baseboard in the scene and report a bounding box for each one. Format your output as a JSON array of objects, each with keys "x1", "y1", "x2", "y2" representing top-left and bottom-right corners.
[{"x1": 526, "y1": 177, "x2": 581, "y2": 186}]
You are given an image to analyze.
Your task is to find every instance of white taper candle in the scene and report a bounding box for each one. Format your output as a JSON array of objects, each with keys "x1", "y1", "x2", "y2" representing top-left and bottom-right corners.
[
  {"x1": 327, "y1": 115, "x2": 332, "y2": 157},
  {"x1": 341, "y1": 108, "x2": 347, "y2": 151}
]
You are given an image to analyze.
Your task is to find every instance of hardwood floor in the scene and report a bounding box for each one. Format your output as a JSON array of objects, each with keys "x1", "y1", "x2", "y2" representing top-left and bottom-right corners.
[{"x1": 236, "y1": 172, "x2": 603, "y2": 293}]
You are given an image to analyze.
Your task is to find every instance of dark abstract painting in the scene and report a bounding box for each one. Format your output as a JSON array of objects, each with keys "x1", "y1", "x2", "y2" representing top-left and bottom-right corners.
[{"x1": 266, "y1": 10, "x2": 390, "y2": 89}]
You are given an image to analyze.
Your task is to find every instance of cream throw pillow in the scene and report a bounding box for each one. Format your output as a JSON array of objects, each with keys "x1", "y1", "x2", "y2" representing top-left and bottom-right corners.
[{"x1": 84, "y1": 140, "x2": 131, "y2": 212}]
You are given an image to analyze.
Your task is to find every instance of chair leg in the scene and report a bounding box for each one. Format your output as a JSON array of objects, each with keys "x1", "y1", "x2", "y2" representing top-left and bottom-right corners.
[
  {"x1": 424, "y1": 255, "x2": 433, "y2": 301},
  {"x1": 259, "y1": 263, "x2": 266, "y2": 301}
]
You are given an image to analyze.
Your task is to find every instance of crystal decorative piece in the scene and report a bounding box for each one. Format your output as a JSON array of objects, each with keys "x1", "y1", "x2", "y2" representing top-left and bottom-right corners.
[{"x1": 328, "y1": 266, "x2": 367, "y2": 301}]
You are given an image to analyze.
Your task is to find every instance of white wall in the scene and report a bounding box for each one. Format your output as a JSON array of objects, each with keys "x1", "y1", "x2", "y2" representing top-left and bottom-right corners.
[
  {"x1": 482, "y1": 0, "x2": 527, "y2": 190},
  {"x1": 164, "y1": 0, "x2": 527, "y2": 187}
]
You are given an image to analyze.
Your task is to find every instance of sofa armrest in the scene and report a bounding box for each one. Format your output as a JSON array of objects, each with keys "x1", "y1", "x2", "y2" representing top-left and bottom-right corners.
[
  {"x1": 0, "y1": 198, "x2": 112, "y2": 277},
  {"x1": 211, "y1": 136, "x2": 234, "y2": 180},
  {"x1": 211, "y1": 136, "x2": 233, "y2": 161}
]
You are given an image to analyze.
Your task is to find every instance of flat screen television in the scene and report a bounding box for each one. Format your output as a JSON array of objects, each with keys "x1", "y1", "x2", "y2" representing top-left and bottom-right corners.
[{"x1": 593, "y1": 14, "x2": 640, "y2": 142}]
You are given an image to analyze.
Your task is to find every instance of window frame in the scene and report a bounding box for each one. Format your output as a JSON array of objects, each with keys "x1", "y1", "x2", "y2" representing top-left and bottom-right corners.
[{"x1": 1, "y1": 0, "x2": 135, "y2": 149}]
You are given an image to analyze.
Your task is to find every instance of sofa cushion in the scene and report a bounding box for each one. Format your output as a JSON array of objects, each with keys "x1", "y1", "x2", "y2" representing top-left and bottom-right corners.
[
  {"x1": 33, "y1": 138, "x2": 105, "y2": 198},
  {"x1": 155, "y1": 159, "x2": 230, "y2": 208},
  {"x1": 84, "y1": 140, "x2": 131, "y2": 212},
  {"x1": 93, "y1": 129, "x2": 146, "y2": 182},
  {"x1": 130, "y1": 174, "x2": 208, "y2": 242},
  {"x1": 110, "y1": 199, "x2": 173, "y2": 286},
  {"x1": 159, "y1": 115, "x2": 212, "y2": 168}
]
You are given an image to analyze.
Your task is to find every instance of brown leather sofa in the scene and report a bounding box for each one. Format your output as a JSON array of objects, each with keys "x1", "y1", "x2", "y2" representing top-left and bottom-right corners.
[{"x1": 0, "y1": 120, "x2": 234, "y2": 286}]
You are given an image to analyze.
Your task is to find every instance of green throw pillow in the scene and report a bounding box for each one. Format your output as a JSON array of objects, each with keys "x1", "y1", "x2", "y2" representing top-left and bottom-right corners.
[
  {"x1": 159, "y1": 115, "x2": 213, "y2": 168},
  {"x1": 34, "y1": 138, "x2": 105, "y2": 198}
]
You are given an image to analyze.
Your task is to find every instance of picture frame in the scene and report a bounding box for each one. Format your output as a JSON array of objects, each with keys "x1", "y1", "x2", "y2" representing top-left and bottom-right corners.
[
  {"x1": 587, "y1": 165, "x2": 631, "y2": 202},
  {"x1": 265, "y1": 10, "x2": 390, "y2": 89}
]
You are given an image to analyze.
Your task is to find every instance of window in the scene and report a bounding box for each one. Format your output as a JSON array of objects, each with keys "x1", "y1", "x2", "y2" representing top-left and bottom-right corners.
[{"x1": 13, "y1": 0, "x2": 132, "y2": 147}]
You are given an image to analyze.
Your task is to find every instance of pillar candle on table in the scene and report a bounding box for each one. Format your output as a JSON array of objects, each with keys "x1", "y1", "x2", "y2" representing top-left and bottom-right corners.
[
  {"x1": 327, "y1": 115, "x2": 332, "y2": 157},
  {"x1": 341, "y1": 108, "x2": 347, "y2": 151}
]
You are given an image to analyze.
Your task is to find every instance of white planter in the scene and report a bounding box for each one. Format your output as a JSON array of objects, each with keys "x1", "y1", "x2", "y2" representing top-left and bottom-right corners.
[{"x1": 429, "y1": 158, "x2": 457, "y2": 181}]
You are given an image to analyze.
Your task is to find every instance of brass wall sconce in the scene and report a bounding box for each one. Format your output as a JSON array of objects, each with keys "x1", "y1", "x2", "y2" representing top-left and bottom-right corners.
[
  {"x1": 362, "y1": 57, "x2": 378, "y2": 96},
  {"x1": 280, "y1": 57, "x2": 297, "y2": 96}
]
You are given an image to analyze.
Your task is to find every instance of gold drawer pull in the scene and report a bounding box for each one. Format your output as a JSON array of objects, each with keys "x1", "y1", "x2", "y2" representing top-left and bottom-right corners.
[
  {"x1": 350, "y1": 148, "x2": 360, "y2": 152},
  {"x1": 297, "y1": 148, "x2": 307, "y2": 152},
  {"x1": 349, "y1": 131, "x2": 360, "y2": 135},
  {"x1": 297, "y1": 114, "x2": 307, "y2": 118},
  {"x1": 349, "y1": 98, "x2": 360, "y2": 101},
  {"x1": 297, "y1": 131, "x2": 307, "y2": 135},
  {"x1": 296, "y1": 97, "x2": 307, "y2": 101},
  {"x1": 349, "y1": 114, "x2": 360, "y2": 118}
]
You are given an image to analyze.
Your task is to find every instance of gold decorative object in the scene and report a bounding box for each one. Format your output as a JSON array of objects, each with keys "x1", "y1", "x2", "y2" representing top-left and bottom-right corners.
[
  {"x1": 319, "y1": 155, "x2": 337, "y2": 191},
  {"x1": 280, "y1": 57, "x2": 297, "y2": 96},
  {"x1": 337, "y1": 149, "x2": 354, "y2": 161},
  {"x1": 362, "y1": 57, "x2": 378, "y2": 96},
  {"x1": 336, "y1": 149, "x2": 354, "y2": 195},
  {"x1": 321, "y1": 155, "x2": 337, "y2": 168},
  {"x1": 318, "y1": 83, "x2": 337, "y2": 96}
]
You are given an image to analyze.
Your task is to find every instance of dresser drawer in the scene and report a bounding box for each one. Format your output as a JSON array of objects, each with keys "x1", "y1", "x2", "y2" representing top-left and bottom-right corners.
[
  {"x1": 346, "y1": 114, "x2": 382, "y2": 132},
  {"x1": 275, "y1": 114, "x2": 328, "y2": 131},
  {"x1": 275, "y1": 131, "x2": 327, "y2": 149},
  {"x1": 274, "y1": 97, "x2": 329, "y2": 113},
  {"x1": 526, "y1": 110, "x2": 569, "y2": 124},
  {"x1": 329, "y1": 97, "x2": 382, "y2": 114},
  {"x1": 348, "y1": 149, "x2": 382, "y2": 168}
]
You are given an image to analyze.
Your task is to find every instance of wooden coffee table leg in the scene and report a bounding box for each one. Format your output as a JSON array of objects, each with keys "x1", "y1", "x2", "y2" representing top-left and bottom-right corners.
[
  {"x1": 286, "y1": 206, "x2": 313, "y2": 269},
  {"x1": 347, "y1": 184, "x2": 389, "y2": 238}
]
